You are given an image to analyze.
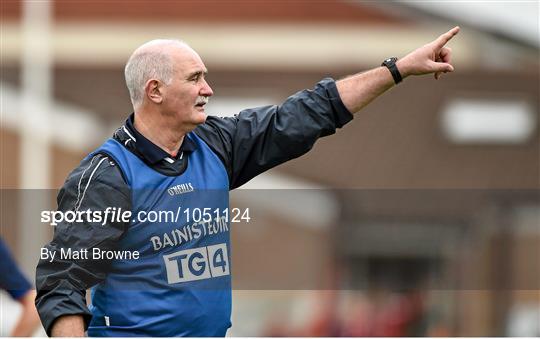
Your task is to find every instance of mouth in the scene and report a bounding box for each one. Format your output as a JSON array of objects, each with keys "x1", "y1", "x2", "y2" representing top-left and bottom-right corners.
[{"x1": 195, "y1": 96, "x2": 209, "y2": 110}]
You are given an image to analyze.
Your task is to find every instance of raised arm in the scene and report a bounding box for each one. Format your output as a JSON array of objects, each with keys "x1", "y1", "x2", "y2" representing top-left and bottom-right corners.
[
  {"x1": 194, "y1": 27, "x2": 460, "y2": 189},
  {"x1": 337, "y1": 26, "x2": 460, "y2": 114}
]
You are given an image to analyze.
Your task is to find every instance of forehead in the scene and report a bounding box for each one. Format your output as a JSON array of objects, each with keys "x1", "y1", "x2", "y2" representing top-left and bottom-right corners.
[{"x1": 170, "y1": 46, "x2": 207, "y2": 75}]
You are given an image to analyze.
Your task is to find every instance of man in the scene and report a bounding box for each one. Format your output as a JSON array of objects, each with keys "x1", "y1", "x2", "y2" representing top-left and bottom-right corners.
[
  {"x1": 36, "y1": 27, "x2": 459, "y2": 337},
  {"x1": 0, "y1": 237, "x2": 41, "y2": 336}
]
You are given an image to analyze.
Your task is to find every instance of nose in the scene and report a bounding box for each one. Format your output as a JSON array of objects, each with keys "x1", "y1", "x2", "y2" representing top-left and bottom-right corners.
[{"x1": 200, "y1": 79, "x2": 213, "y2": 97}]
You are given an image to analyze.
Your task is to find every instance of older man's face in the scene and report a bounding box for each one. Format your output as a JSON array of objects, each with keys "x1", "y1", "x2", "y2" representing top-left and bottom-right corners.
[{"x1": 161, "y1": 46, "x2": 213, "y2": 130}]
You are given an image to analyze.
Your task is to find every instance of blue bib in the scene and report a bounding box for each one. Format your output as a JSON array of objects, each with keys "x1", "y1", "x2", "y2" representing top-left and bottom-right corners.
[{"x1": 86, "y1": 133, "x2": 231, "y2": 337}]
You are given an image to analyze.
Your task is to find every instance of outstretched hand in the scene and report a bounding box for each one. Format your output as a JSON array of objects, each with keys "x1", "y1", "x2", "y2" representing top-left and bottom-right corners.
[{"x1": 397, "y1": 26, "x2": 460, "y2": 80}]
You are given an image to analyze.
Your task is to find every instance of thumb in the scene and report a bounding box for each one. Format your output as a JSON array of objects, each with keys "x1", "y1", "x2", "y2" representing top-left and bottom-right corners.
[{"x1": 429, "y1": 60, "x2": 454, "y2": 73}]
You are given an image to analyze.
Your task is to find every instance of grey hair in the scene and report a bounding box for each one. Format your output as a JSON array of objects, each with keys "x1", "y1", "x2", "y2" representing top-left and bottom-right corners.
[{"x1": 124, "y1": 39, "x2": 187, "y2": 108}]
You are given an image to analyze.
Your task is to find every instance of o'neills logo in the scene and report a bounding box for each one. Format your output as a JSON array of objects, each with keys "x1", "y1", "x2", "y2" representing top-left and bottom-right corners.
[{"x1": 168, "y1": 183, "x2": 194, "y2": 196}]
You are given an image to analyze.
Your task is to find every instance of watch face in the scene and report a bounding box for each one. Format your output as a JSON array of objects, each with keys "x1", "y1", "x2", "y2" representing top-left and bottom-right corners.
[{"x1": 382, "y1": 57, "x2": 397, "y2": 67}]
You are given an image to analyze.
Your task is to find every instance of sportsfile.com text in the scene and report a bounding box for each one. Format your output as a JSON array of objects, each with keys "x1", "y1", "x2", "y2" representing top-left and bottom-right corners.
[{"x1": 40, "y1": 207, "x2": 251, "y2": 226}]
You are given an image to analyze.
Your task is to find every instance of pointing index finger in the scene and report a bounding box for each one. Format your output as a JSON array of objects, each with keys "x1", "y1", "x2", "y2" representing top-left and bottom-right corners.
[{"x1": 434, "y1": 26, "x2": 460, "y2": 49}]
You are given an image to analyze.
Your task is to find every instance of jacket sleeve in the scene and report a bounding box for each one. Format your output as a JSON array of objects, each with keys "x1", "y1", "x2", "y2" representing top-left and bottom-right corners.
[
  {"x1": 194, "y1": 78, "x2": 353, "y2": 189},
  {"x1": 35, "y1": 153, "x2": 131, "y2": 336}
]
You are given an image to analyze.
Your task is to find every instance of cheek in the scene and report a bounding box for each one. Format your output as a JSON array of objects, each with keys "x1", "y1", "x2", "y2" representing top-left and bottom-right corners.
[
  {"x1": 169, "y1": 94, "x2": 189, "y2": 108},
  {"x1": 177, "y1": 89, "x2": 196, "y2": 105}
]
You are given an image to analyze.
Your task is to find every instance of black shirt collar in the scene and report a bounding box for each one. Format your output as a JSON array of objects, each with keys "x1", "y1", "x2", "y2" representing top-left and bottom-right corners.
[{"x1": 124, "y1": 113, "x2": 197, "y2": 164}]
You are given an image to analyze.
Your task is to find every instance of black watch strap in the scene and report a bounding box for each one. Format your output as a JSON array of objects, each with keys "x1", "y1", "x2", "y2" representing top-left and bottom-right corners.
[{"x1": 381, "y1": 57, "x2": 402, "y2": 84}]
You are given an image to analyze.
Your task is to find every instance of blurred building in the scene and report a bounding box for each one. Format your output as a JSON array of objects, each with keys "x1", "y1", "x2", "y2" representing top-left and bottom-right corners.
[{"x1": 1, "y1": 0, "x2": 538, "y2": 336}]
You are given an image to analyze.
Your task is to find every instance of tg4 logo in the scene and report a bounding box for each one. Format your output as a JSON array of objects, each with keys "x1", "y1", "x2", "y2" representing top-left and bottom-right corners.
[{"x1": 163, "y1": 243, "x2": 230, "y2": 284}]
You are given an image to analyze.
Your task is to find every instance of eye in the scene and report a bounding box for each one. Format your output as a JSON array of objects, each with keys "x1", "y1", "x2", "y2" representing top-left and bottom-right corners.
[{"x1": 189, "y1": 73, "x2": 203, "y2": 82}]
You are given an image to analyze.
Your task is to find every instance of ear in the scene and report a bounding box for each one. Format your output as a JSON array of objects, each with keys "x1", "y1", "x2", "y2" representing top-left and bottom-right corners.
[{"x1": 145, "y1": 79, "x2": 163, "y2": 104}]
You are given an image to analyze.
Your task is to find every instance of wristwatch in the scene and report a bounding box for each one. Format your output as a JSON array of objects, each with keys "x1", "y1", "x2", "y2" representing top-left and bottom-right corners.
[{"x1": 381, "y1": 57, "x2": 403, "y2": 84}]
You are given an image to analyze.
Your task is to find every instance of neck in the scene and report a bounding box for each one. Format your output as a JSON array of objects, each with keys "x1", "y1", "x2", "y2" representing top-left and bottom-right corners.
[{"x1": 133, "y1": 110, "x2": 185, "y2": 157}]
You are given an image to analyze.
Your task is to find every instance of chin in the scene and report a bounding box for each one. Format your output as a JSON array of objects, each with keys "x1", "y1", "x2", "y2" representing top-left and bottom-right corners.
[
  {"x1": 190, "y1": 111, "x2": 207, "y2": 127},
  {"x1": 196, "y1": 112, "x2": 208, "y2": 123}
]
